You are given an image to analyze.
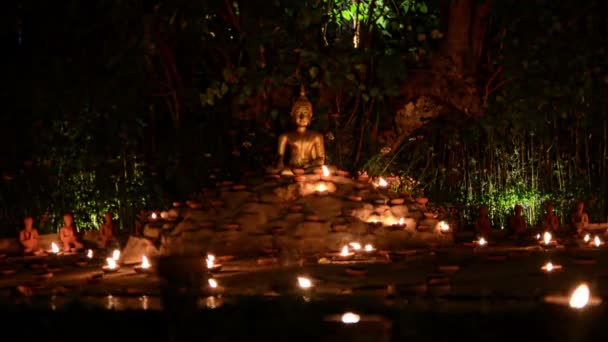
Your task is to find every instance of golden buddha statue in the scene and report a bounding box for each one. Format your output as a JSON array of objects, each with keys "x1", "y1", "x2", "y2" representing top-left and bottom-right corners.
[{"x1": 276, "y1": 85, "x2": 326, "y2": 172}]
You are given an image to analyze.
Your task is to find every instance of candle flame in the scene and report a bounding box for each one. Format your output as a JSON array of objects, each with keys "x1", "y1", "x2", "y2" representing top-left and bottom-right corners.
[
  {"x1": 378, "y1": 177, "x2": 388, "y2": 188},
  {"x1": 536, "y1": 233, "x2": 540, "y2": 240},
  {"x1": 51, "y1": 242, "x2": 59, "y2": 254},
  {"x1": 341, "y1": 312, "x2": 361, "y2": 324},
  {"x1": 112, "y1": 249, "x2": 120, "y2": 261},
  {"x1": 297, "y1": 276, "x2": 312, "y2": 289},
  {"x1": 316, "y1": 183, "x2": 327, "y2": 193},
  {"x1": 364, "y1": 244, "x2": 374, "y2": 252},
  {"x1": 543, "y1": 231, "x2": 552, "y2": 245},
  {"x1": 584, "y1": 233, "x2": 590, "y2": 242},
  {"x1": 340, "y1": 245, "x2": 350, "y2": 257},
  {"x1": 349, "y1": 242, "x2": 362, "y2": 251},
  {"x1": 86, "y1": 249, "x2": 93, "y2": 259},
  {"x1": 398, "y1": 217, "x2": 405, "y2": 226},
  {"x1": 106, "y1": 257, "x2": 117, "y2": 270},
  {"x1": 206, "y1": 254, "x2": 215, "y2": 269},
  {"x1": 151, "y1": 212, "x2": 157, "y2": 220},
  {"x1": 141, "y1": 256, "x2": 150, "y2": 269},
  {"x1": 438, "y1": 221, "x2": 450, "y2": 232},
  {"x1": 594, "y1": 236, "x2": 601, "y2": 247},
  {"x1": 208, "y1": 278, "x2": 218, "y2": 288},
  {"x1": 569, "y1": 283, "x2": 590, "y2": 309},
  {"x1": 478, "y1": 237, "x2": 487, "y2": 246},
  {"x1": 545, "y1": 262, "x2": 554, "y2": 272},
  {"x1": 322, "y1": 165, "x2": 330, "y2": 177}
]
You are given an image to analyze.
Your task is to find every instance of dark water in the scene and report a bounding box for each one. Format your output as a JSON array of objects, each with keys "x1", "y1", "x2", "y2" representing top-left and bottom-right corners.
[{"x1": 3, "y1": 295, "x2": 608, "y2": 342}]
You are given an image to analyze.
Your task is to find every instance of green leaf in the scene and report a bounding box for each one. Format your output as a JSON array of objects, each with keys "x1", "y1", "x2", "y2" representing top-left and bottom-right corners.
[{"x1": 341, "y1": 10, "x2": 351, "y2": 21}]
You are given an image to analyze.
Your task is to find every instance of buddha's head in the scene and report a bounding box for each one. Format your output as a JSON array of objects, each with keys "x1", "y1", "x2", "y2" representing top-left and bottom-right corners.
[{"x1": 291, "y1": 85, "x2": 313, "y2": 128}]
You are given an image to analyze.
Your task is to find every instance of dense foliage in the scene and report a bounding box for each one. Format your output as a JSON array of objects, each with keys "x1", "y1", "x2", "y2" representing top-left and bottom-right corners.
[{"x1": 0, "y1": 0, "x2": 606, "y2": 235}]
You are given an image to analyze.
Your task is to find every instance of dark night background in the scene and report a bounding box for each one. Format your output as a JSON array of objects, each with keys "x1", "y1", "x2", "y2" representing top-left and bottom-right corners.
[{"x1": 1, "y1": 0, "x2": 608, "y2": 236}]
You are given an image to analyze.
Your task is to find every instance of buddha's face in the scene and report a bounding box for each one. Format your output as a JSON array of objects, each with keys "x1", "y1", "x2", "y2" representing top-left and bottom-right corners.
[{"x1": 293, "y1": 106, "x2": 312, "y2": 127}]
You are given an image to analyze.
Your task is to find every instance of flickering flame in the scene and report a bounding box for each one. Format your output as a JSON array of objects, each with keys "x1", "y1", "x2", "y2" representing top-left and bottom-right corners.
[
  {"x1": 584, "y1": 234, "x2": 590, "y2": 243},
  {"x1": 594, "y1": 236, "x2": 601, "y2": 247},
  {"x1": 322, "y1": 165, "x2": 330, "y2": 177},
  {"x1": 569, "y1": 283, "x2": 590, "y2": 309},
  {"x1": 438, "y1": 221, "x2": 450, "y2": 232},
  {"x1": 378, "y1": 177, "x2": 388, "y2": 188},
  {"x1": 545, "y1": 262, "x2": 554, "y2": 272},
  {"x1": 536, "y1": 233, "x2": 541, "y2": 240},
  {"x1": 206, "y1": 254, "x2": 215, "y2": 269},
  {"x1": 86, "y1": 249, "x2": 93, "y2": 259},
  {"x1": 340, "y1": 245, "x2": 351, "y2": 257},
  {"x1": 349, "y1": 242, "x2": 362, "y2": 251},
  {"x1": 341, "y1": 312, "x2": 361, "y2": 324},
  {"x1": 543, "y1": 231, "x2": 552, "y2": 245},
  {"x1": 208, "y1": 278, "x2": 218, "y2": 288},
  {"x1": 112, "y1": 249, "x2": 120, "y2": 261},
  {"x1": 151, "y1": 212, "x2": 158, "y2": 220},
  {"x1": 141, "y1": 256, "x2": 150, "y2": 269},
  {"x1": 477, "y1": 237, "x2": 487, "y2": 246},
  {"x1": 316, "y1": 183, "x2": 328, "y2": 193},
  {"x1": 364, "y1": 244, "x2": 374, "y2": 252},
  {"x1": 106, "y1": 257, "x2": 117, "y2": 270},
  {"x1": 51, "y1": 242, "x2": 59, "y2": 254},
  {"x1": 297, "y1": 276, "x2": 312, "y2": 289},
  {"x1": 398, "y1": 217, "x2": 405, "y2": 226}
]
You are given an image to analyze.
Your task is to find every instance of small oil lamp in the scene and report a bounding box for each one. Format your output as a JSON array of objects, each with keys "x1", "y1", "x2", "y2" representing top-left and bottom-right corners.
[
  {"x1": 297, "y1": 276, "x2": 313, "y2": 289},
  {"x1": 208, "y1": 278, "x2": 218, "y2": 289},
  {"x1": 541, "y1": 261, "x2": 562, "y2": 273},
  {"x1": 150, "y1": 212, "x2": 158, "y2": 221},
  {"x1": 134, "y1": 256, "x2": 152, "y2": 273},
  {"x1": 377, "y1": 177, "x2": 388, "y2": 188},
  {"x1": 476, "y1": 237, "x2": 487, "y2": 247},
  {"x1": 102, "y1": 257, "x2": 119, "y2": 273},
  {"x1": 438, "y1": 221, "x2": 450, "y2": 232},
  {"x1": 349, "y1": 242, "x2": 362, "y2": 251},
  {"x1": 321, "y1": 165, "x2": 331, "y2": 180},
  {"x1": 536, "y1": 233, "x2": 541, "y2": 240},
  {"x1": 584, "y1": 233, "x2": 590, "y2": 243},
  {"x1": 86, "y1": 249, "x2": 94, "y2": 259},
  {"x1": 315, "y1": 182, "x2": 328, "y2": 195},
  {"x1": 341, "y1": 312, "x2": 361, "y2": 324},
  {"x1": 364, "y1": 244, "x2": 375, "y2": 252},
  {"x1": 542, "y1": 231, "x2": 552, "y2": 246},
  {"x1": 340, "y1": 245, "x2": 354, "y2": 258},
  {"x1": 112, "y1": 249, "x2": 121, "y2": 261},
  {"x1": 51, "y1": 242, "x2": 60, "y2": 254},
  {"x1": 593, "y1": 236, "x2": 602, "y2": 247},
  {"x1": 206, "y1": 254, "x2": 222, "y2": 272},
  {"x1": 398, "y1": 218, "x2": 405, "y2": 226},
  {"x1": 544, "y1": 282, "x2": 602, "y2": 309}
]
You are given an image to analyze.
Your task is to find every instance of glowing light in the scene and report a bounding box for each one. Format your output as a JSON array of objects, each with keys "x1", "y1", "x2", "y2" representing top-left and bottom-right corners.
[
  {"x1": 477, "y1": 237, "x2": 487, "y2": 246},
  {"x1": 206, "y1": 254, "x2": 215, "y2": 269},
  {"x1": 594, "y1": 236, "x2": 601, "y2": 247},
  {"x1": 151, "y1": 212, "x2": 158, "y2": 220},
  {"x1": 322, "y1": 165, "x2": 330, "y2": 177},
  {"x1": 543, "y1": 231, "x2": 552, "y2": 245},
  {"x1": 297, "y1": 276, "x2": 312, "y2": 289},
  {"x1": 341, "y1": 312, "x2": 361, "y2": 324},
  {"x1": 584, "y1": 234, "x2": 590, "y2": 243},
  {"x1": 112, "y1": 249, "x2": 120, "y2": 261},
  {"x1": 398, "y1": 217, "x2": 405, "y2": 226},
  {"x1": 438, "y1": 221, "x2": 450, "y2": 232},
  {"x1": 51, "y1": 242, "x2": 59, "y2": 254},
  {"x1": 543, "y1": 262, "x2": 554, "y2": 272},
  {"x1": 569, "y1": 283, "x2": 590, "y2": 309},
  {"x1": 141, "y1": 256, "x2": 150, "y2": 269},
  {"x1": 316, "y1": 183, "x2": 328, "y2": 193},
  {"x1": 378, "y1": 177, "x2": 388, "y2": 188},
  {"x1": 349, "y1": 242, "x2": 362, "y2": 251},
  {"x1": 208, "y1": 278, "x2": 218, "y2": 288},
  {"x1": 86, "y1": 249, "x2": 93, "y2": 259},
  {"x1": 536, "y1": 234, "x2": 540, "y2": 240},
  {"x1": 106, "y1": 258, "x2": 117, "y2": 270},
  {"x1": 340, "y1": 245, "x2": 351, "y2": 257},
  {"x1": 364, "y1": 244, "x2": 374, "y2": 252}
]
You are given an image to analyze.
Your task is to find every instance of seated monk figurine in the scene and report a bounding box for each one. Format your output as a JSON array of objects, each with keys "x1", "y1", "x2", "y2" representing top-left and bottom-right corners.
[
  {"x1": 474, "y1": 206, "x2": 492, "y2": 236},
  {"x1": 19, "y1": 216, "x2": 43, "y2": 255},
  {"x1": 508, "y1": 204, "x2": 527, "y2": 238},
  {"x1": 276, "y1": 85, "x2": 325, "y2": 173},
  {"x1": 541, "y1": 204, "x2": 559, "y2": 232},
  {"x1": 60, "y1": 212, "x2": 84, "y2": 252},
  {"x1": 571, "y1": 201, "x2": 589, "y2": 234},
  {"x1": 99, "y1": 211, "x2": 116, "y2": 248}
]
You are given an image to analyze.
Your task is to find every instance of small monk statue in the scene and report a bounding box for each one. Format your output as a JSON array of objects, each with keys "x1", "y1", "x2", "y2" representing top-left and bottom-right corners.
[
  {"x1": 99, "y1": 211, "x2": 116, "y2": 248},
  {"x1": 571, "y1": 201, "x2": 589, "y2": 234},
  {"x1": 19, "y1": 216, "x2": 43, "y2": 255},
  {"x1": 474, "y1": 206, "x2": 492, "y2": 236},
  {"x1": 508, "y1": 204, "x2": 527, "y2": 238},
  {"x1": 276, "y1": 85, "x2": 325, "y2": 173},
  {"x1": 541, "y1": 204, "x2": 559, "y2": 232},
  {"x1": 59, "y1": 212, "x2": 84, "y2": 252}
]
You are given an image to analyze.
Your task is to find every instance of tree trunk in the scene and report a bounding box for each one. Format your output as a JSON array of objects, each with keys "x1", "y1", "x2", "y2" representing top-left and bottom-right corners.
[{"x1": 389, "y1": 0, "x2": 488, "y2": 151}]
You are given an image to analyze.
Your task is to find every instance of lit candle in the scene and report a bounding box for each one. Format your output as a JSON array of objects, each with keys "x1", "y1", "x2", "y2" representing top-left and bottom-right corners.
[
  {"x1": 340, "y1": 245, "x2": 352, "y2": 257},
  {"x1": 544, "y1": 282, "x2": 602, "y2": 309},
  {"x1": 341, "y1": 312, "x2": 361, "y2": 324},
  {"x1": 438, "y1": 221, "x2": 450, "y2": 232},
  {"x1": 151, "y1": 212, "x2": 158, "y2": 220},
  {"x1": 297, "y1": 276, "x2": 312, "y2": 289},
  {"x1": 542, "y1": 231, "x2": 552, "y2": 246},
  {"x1": 377, "y1": 177, "x2": 388, "y2": 188},
  {"x1": 316, "y1": 183, "x2": 328, "y2": 193},
  {"x1": 364, "y1": 244, "x2": 374, "y2": 252},
  {"x1": 477, "y1": 237, "x2": 487, "y2": 246},
  {"x1": 541, "y1": 261, "x2": 562, "y2": 273},
  {"x1": 106, "y1": 257, "x2": 117, "y2": 270},
  {"x1": 584, "y1": 233, "x2": 590, "y2": 243},
  {"x1": 86, "y1": 249, "x2": 93, "y2": 259},
  {"x1": 593, "y1": 236, "x2": 602, "y2": 247},
  {"x1": 398, "y1": 217, "x2": 405, "y2": 226},
  {"x1": 112, "y1": 249, "x2": 120, "y2": 261},
  {"x1": 536, "y1": 233, "x2": 541, "y2": 240},
  {"x1": 141, "y1": 256, "x2": 150, "y2": 269},
  {"x1": 51, "y1": 242, "x2": 60, "y2": 254},
  {"x1": 206, "y1": 254, "x2": 215, "y2": 269},
  {"x1": 349, "y1": 242, "x2": 362, "y2": 251},
  {"x1": 208, "y1": 278, "x2": 218, "y2": 288},
  {"x1": 321, "y1": 165, "x2": 330, "y2": 178}
]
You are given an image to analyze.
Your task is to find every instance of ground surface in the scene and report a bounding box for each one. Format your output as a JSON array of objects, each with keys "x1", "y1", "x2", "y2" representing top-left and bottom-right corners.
[{"x1": 2, "y1": 241, "x2": 608, "y2": 341}]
